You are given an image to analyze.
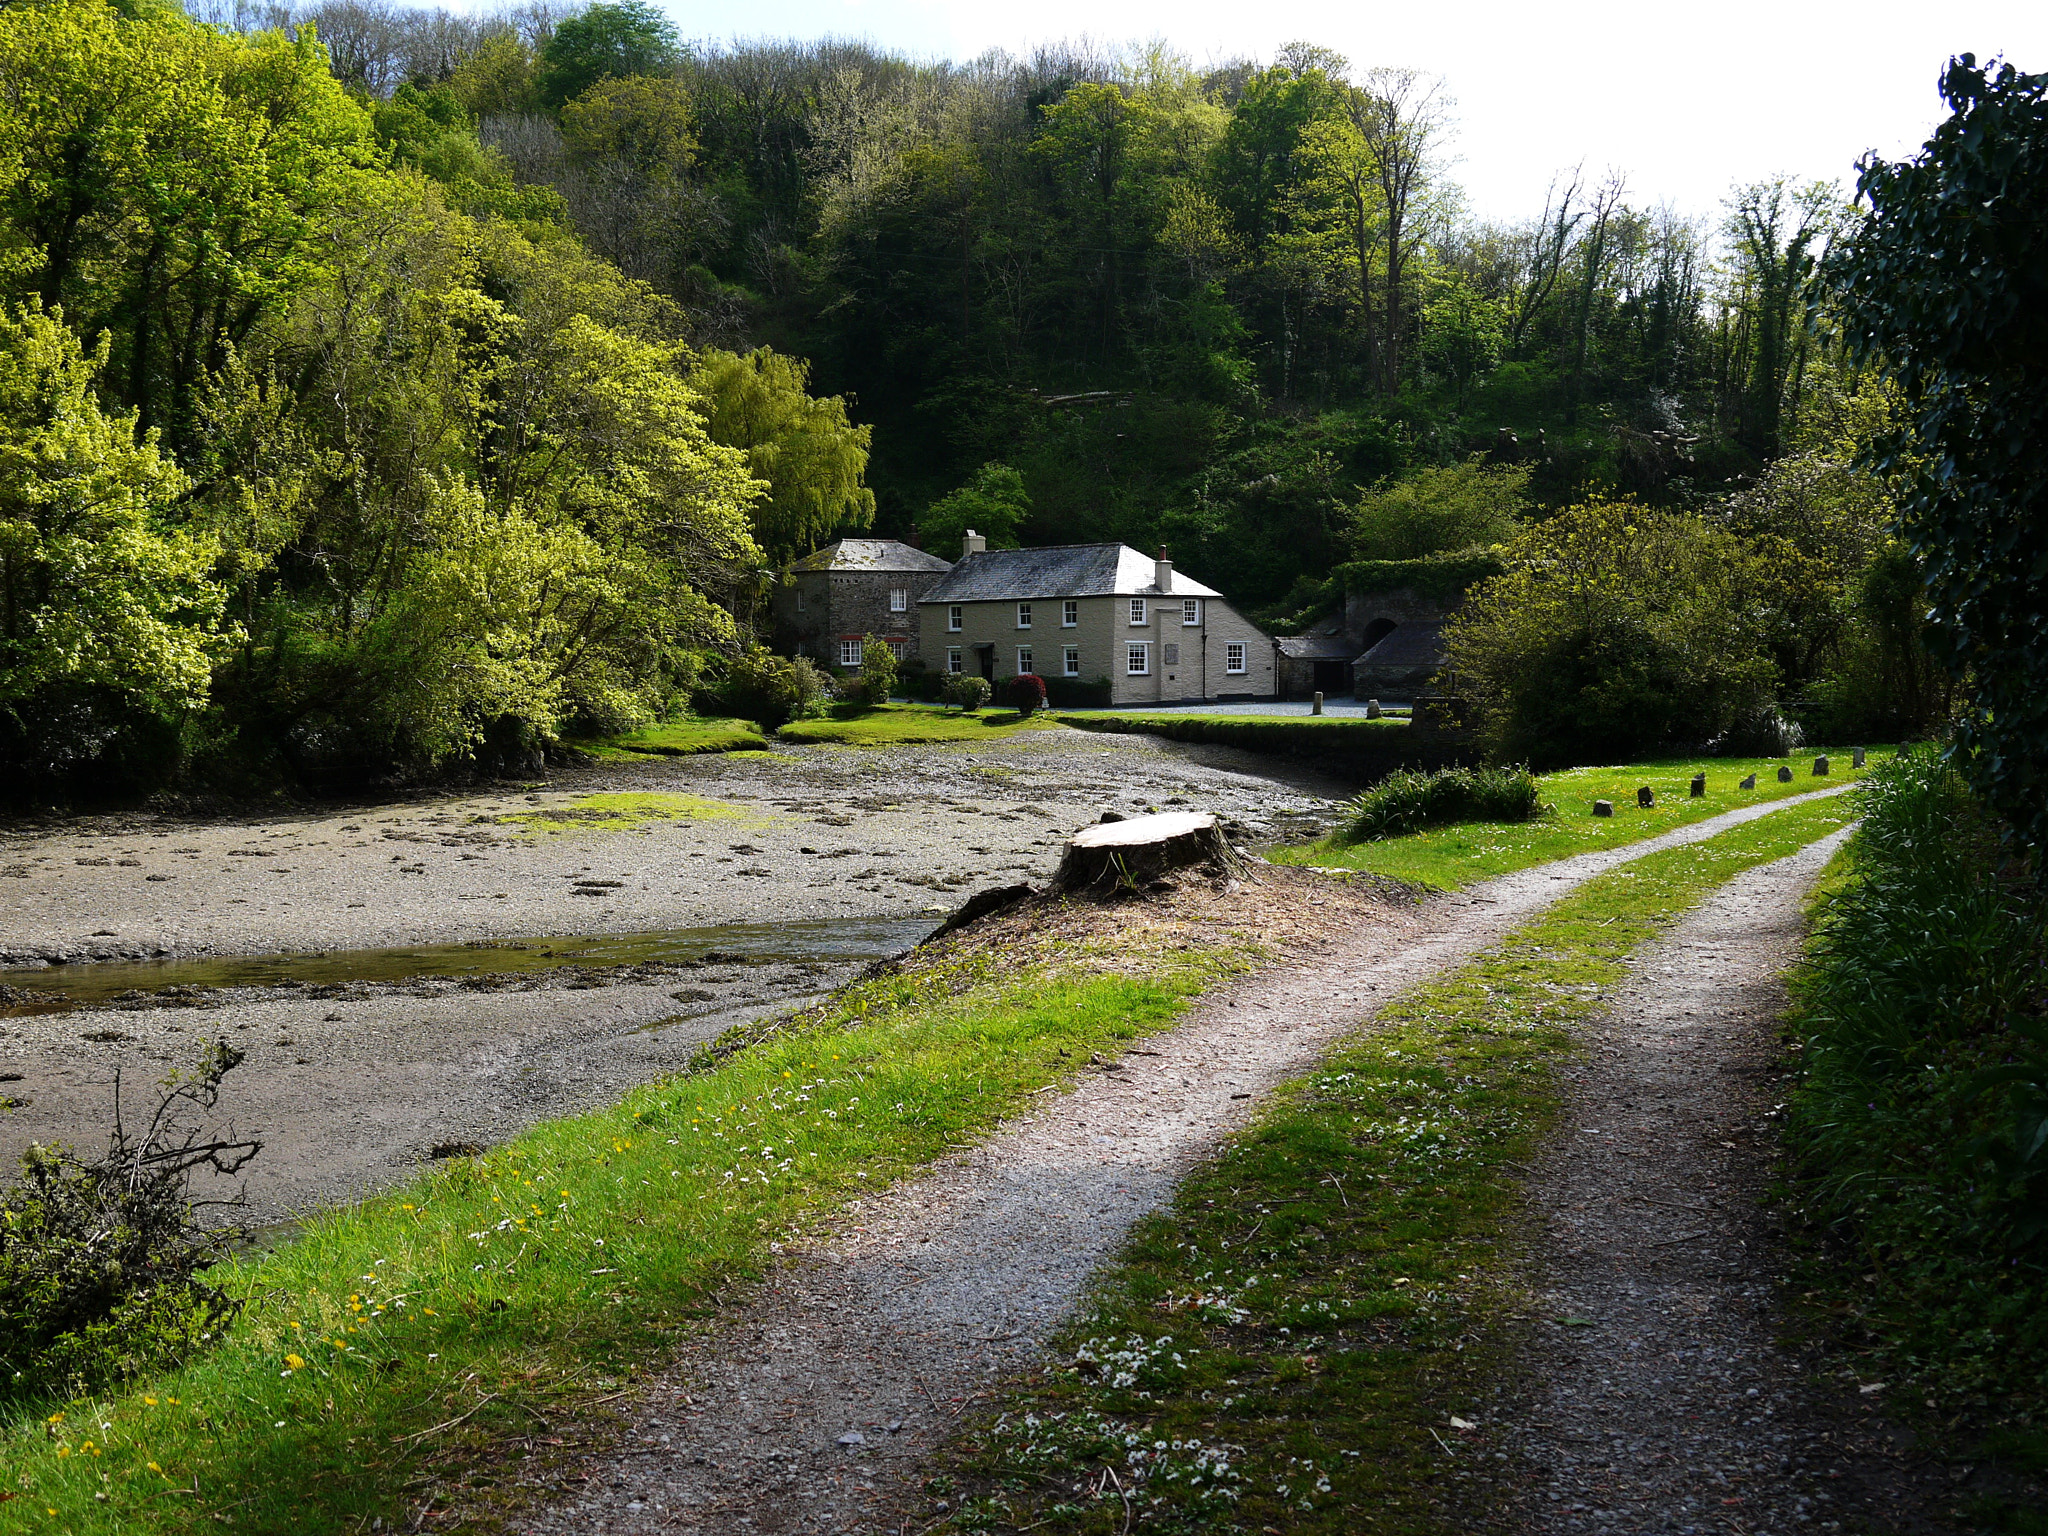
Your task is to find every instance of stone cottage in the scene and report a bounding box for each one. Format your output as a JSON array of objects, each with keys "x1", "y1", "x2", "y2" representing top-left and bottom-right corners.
[
  {"x1": 917, "y1": 534, "x2": 1277, "y2": 705},
  {"x1": 769, "y1": 538, "x2": 954, "y2": 669},
  {"x1": 1273, "y1": 556, "x2": 1501, "y2": 700}
]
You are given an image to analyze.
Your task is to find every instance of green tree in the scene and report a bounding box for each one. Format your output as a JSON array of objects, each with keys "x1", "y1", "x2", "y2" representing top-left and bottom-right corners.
[
  {"x1": 688, "y1": 346, "x2": 874, "y2": 562},
  {"x1": 1442, "y1": 500, "x2": 1777, "y2": 764},
  {"x1": 0, "y1": 304, "x2": 222, "y2": 778},
  {"x1": 1825, "y1": 54, "x2": 2048, "y2": 847},
  {"x1": 1348, "y1": 458, "x2": 1526, "y2": 560},
  {"x1": 535, "y1": 1, "x2": 681, "y2": 113},
  {"x1": 918, "y1": 462, "x2": 1030, "y2": 555}
]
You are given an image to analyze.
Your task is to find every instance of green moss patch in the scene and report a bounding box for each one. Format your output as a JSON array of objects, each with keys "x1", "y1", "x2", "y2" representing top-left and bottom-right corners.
[{"x1": 500, "y1": 791, "x2": 760, "y2": 835}]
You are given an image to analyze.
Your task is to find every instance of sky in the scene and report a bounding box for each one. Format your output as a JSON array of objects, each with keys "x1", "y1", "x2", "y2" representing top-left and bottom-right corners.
[{"x1": 648, "y1": 0, "x2": 2048, "y2": 225}]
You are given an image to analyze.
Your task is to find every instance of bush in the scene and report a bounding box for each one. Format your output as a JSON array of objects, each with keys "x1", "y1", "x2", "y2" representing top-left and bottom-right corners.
[
  {"x1": 1345, "y1": 456, "x2": 1528, "y2": 561},
  {"x1": 0, "y1": 1042, "x2": 259, "y2": 1400},
  {"x1": 856, "y1": 634, "x2": 898, "y2": 706},
  {"x1": 1442, "y1": 500, "x2": 1780, "y2": 765},
  {"x1": 1337, "y1": 764, "x2": 1546, "y2": 843},
  {"x1": 1780, "y1": 746, "x2": 2048, "y2": 1407},
  {"x1": 702, "y1": 646, "x2": 830, "y2": 729},
  {"x1": 943, "y1": 674, "x2": 993, "y2": 712},
  {"x1": 1044, "y1": 674, "x2": 1113, "y2": 710},
  {"x1": 1005, "y1": 672, "x2": 1047, "y2": 716}
]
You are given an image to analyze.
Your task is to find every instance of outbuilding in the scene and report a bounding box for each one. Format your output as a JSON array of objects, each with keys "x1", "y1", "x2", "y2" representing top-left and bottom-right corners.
[{"x1": 770, "y1": 538, "x2": 954, "y2": 669}]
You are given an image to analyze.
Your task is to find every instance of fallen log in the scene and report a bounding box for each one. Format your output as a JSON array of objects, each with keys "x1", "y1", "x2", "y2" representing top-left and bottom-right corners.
[{"x1": 1047, "y1": 811, "x2": 1252, "y2": 897}]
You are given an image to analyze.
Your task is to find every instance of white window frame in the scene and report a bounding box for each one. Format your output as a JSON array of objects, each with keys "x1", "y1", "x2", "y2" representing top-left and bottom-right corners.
[
  {"x1": 1016, "y1": 601, "x2": 1032, "y2": 629},
  {"x1": 1062, "y1": 599, "x2": 1079, "y2": 627},
  {"x1": 1225, "y1": 642, "x2": 1247, "y2": 675},
  {"x1": 1062, "y1": 644, "x2": 1080, "y2": 677},
  {"x1": 947, "y1": 605, "x2": 963, "y2": 632},
  {"x1": 1016, "y1": 646, "x2": 1034, "y2": 676},
  {"x1": 1182, "y1": 597, "x2": 1201, "y2": 626},
  {"x1": 838, "y1": 638, "x2": 862, "y2": 668},
  {"x1": 889, "y1": 586, "x2": 908, "y2": 612},
  {"x1": 1126, "y1": 642, "x2": 1149, "y2": 676},
  {"x1": 947, "y1": 646, "x2": 963, "y2": 675},
  {"x1": 886, "y1": 637, "x2": 907, "y2": 659},
  {"x1": 1128, "y1": 597, "x2": 1148, "y2": 627}
]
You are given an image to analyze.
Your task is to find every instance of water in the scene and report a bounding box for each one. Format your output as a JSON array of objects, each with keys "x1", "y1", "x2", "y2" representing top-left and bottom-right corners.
[{"x1": 0, "y1": 916, "x2": 938, "y2": 1018}]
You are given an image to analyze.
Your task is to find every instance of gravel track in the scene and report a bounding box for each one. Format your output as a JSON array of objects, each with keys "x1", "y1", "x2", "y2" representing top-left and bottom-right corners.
[
  {"x1": 502, "y1": 786, "x2": 1859, "y2": 1536},
  {"x1": 1478, "y1": 830, "x2": 1966, "y2": 1536}
]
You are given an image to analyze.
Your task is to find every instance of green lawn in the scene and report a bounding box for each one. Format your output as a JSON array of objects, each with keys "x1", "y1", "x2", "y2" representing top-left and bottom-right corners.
[
  {"x1": 1270, "y1": 750, "x2": 1880, "y2": 889},
  {"x1": 1, "y1": 932, "x2": 1248, "y2": 1535},
  {"x1": 774, "y1": 702, "x2": 1058, "y2": 746},
  {"x1": 944, "y1": 791, "x2": 1860, "y2": 1534},
  {"x1": 563, "y1": 717, "x2": 768, "y2": 759}
]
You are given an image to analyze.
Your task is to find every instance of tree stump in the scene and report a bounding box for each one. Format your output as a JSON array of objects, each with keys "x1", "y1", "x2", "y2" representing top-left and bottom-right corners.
[{"x1": 1048, "y1": 811, "x2": 1251, "y2": 897}]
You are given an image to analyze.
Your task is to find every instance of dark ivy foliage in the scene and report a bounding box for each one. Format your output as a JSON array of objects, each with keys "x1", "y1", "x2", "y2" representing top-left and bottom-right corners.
[{"x1": 1825, "y1": 55, "x2": 2048, "y2": 851}]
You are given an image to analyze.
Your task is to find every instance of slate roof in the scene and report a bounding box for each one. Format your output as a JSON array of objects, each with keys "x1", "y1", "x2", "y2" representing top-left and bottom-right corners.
[
  {"x1": 919, "y1": 544, "x2": 1221, "y2": 604},
  {"x1": 788, "y1": 539, "x2": 953, "y2": 574},
  {"x1": 1276, "y1": 635, "x2": 1359, "y2": 660},
  {"x1": 1354, "y1": 620, "x2": 1447, "y2": 669}
]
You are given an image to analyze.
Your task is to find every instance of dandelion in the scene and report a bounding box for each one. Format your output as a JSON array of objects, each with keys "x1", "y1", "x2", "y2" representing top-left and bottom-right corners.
[{"x1": 285, "y1": 1354, "x2": 306, "y2": 1370}]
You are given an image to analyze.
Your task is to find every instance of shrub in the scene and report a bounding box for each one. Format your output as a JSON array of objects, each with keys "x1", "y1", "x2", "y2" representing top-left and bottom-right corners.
[
  {"x1": 1337, "y1": 764, "x2": 1546, "y2": 843},
  {"x1": 1345, "y1": 456, "x2": 1528, "y2": 561},
  {"x1": 1780, "y1": 746, "x2": 2048, "y2": 1406},
  {"x1": 1005, "y1": 672, "x2": 1047, "y2": 717},
  {"x1": 703, "y1": 646, "x2": 808, "y2": 729},
  {"x1": 0, "y1": 1042, "x2": 259, "y2": 1399},
  {"x1": 856, "y1": 634, "x2": 899, "y2": 706},
  {"x1": 1044, "y1": 673, "x2": 1113, "y2": 710},
  {"x1": 944, "y1": 674, "x2": 993, "y2": 712}
]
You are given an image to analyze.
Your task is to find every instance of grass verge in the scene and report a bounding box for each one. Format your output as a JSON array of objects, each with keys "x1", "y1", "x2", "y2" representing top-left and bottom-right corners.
[
  {"x1": 1271, "y1": 751, "x2": 1878, "y2": 889},
  {"x1": 0, "y1": 932, "x2": 1254, "y2": 1534},
  {"x1": 1057, "y1": 713, "x2": 1418, "y2": 763},
  {"x1": 562, "y1": 718, "x2": 769, "y2": 759},
  {"x1": 775, "y1": 703, "x2": 1056, "y2": 746},
  {"x1": 1776, "y1": 749, "x2": 2048, "y2": 1530},
  {"x1": 933, "y1": 792, "x2": 1859, "y2": 1535}
]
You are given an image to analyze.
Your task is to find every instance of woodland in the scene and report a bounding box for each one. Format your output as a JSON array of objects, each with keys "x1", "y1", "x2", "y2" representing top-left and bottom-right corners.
[{"x1": 0, "y1": 0, "x2": 2012, "y2": 793}]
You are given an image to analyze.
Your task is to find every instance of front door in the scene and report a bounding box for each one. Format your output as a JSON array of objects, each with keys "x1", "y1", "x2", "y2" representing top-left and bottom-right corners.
[{"x1": 973, "y1": 644, "x2": 995, "y2": 682}]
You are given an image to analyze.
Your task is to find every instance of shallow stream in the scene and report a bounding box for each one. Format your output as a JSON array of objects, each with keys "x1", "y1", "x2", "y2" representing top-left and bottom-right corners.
[{"x1": 0, "y1": 916, "x2": 937, "y2": 1018}]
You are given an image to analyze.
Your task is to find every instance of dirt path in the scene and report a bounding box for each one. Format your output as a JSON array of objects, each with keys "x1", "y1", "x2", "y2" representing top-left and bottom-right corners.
[
  {"x1": 499, "y1": 787, "x2": 1858, "y2": 1536},
  {"x1": 1478, "y1": 830, "x2": 1961, "y2": 1535}
]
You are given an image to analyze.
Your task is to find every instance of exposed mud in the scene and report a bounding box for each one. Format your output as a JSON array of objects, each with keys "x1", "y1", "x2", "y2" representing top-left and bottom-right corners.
[{"x1": 0, "y1": 730, "x2": 1349, "y2": 1221}]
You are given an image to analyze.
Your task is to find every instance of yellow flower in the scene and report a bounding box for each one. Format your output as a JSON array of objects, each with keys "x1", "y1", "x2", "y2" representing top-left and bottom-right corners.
[
  {"x1": 423, "y1": 1308, "x2": 437, "y2": 1316},
  {"x1": 45, "y1": 1412, "x2": 62, "y2": 1424},
  {"x1": 148, "y1": 1462, "x2": 163, "y2": 1474},
  {"x1": 285, "y1": 1353, "x2": 306, "y2": 1370},
  {"x1": 144, "y1": 1397, "x2": 158, "y2": 1406},
  {"x1": 57, "y1": 1447, "x2": 70, "y2": 1458}
]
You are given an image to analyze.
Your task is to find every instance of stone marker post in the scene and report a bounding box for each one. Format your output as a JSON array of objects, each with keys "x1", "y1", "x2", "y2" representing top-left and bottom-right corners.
[
  {"x1": 1814, "y1": 756, "x2": 1830, "y2": 776},
  {"x1": 1365, "y1": 698, "x2": 1382, "y2": 719},
  {"x1": 1740, "y1": 773, "x2": 1757, "y2": 790},
  {"x1": 1689, "y1": 773, "x2": 1706, "y2": 798},
  {"x1": 1777, "y1": 765, "x2": 1794, "y2": 783},
  {"x1": 1853, "y1": 747, "x2": 1866, "y2": 769},
  {"x1": 1593, "y1": 800, "x2": 1614, "y2": 817},
  {"x1": 1637, "y1": 786, "x2": 1655, "y2": 808},
  {"x1": 1312, "y1": 691, "x2": 1324, "y2": 715}
]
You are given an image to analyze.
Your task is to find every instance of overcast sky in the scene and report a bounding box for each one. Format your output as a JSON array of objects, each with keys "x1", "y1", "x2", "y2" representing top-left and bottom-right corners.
[{"x1": 652, "y1": 0, "x2": 2046, "y2": 225}]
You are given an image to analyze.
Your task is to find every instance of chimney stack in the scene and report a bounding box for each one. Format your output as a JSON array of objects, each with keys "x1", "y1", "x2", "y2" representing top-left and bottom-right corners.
[
  {"x1": 962, "y1": 529, "x2": 987, "y2": 557},
  {"x1": 1155, "y1": 545, "x2": 1173, "y2": 595}
]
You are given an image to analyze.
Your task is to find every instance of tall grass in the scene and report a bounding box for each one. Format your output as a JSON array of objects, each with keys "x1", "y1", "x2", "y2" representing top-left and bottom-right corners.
[
  {"x1": 1336, "y1": 764, "x2": 1546, "y2": 844},
  {"x1": 1781, "y1": 746, "x2": 2048, "y2": 1416}
]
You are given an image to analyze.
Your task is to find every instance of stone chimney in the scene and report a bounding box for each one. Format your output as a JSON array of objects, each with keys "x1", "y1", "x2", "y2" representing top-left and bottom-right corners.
[
  {"x1": 1154, "y1": 545, "x2": 1173, "y2": 595},
  {"x1": 962, "y1": 529, "x2": 987, "y2": 557}
]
